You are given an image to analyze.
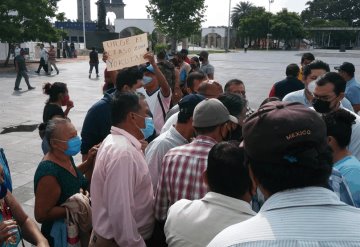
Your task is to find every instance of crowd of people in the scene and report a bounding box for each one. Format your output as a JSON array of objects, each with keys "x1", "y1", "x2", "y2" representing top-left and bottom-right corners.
[{"x1": 2, "y1": 49, "x2": 360, "y2": 246}]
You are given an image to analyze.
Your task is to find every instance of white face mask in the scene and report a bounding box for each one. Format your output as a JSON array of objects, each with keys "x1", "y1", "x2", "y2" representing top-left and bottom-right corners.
[{"x1": 307, "y1": 79, "x2": 317, "y2": 96}]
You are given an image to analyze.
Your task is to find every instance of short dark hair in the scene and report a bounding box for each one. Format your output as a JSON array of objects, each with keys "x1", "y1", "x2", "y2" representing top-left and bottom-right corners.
[
  {"x1": 286, "y1": 63, "x2": 300, "y2": 77},
  {"x1": 303, "y1": 60, "x2": 330, "y2": 80},
  {"x1": 157, "y1": 50, "x2": 166, "y2": 60},
  {"x1": 224, "y1": 79, "x2": 244, "y2": 93},
  {"x1": 116, "y1": 66, "x2": 143, "y2": 91},
  {"x1": 316, "y1": 72, "x2": 346, "y2": 96},
  {"x1": 207, "y1": 142, "x2": 251, "y2": 199},
  {"x1": 301, "y1": 52, "x2": 315, "y2": 64},
  {"x1": 194, "y1": 125, "x2": 218, "y2": 135},
  {"x1": 323, "y1": 109, "x2": 356, "y2": 148},
  {"x1": 111, "y1": 92, "x2": 141, "y2": 125},
  {"x1": 218, "y1": 93, "x2": 246, "y2": 118},
  {"x1": 260, "y1": 97, "x2": 281, "y2": 107},
  {"x1": 248, "y1": 144, "x2": 333, "y2": 195},
  {"x1": 186, "y1": 71, "x2": 206, "y2": 91}
]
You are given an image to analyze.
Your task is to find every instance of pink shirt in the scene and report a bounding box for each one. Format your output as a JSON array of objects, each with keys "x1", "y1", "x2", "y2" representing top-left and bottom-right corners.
[{"x1": 91, "y1": 127, "x2": 154, "y2": 246}]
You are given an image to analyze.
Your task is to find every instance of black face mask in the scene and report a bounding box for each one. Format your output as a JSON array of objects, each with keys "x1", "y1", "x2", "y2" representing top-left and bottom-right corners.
[
  {"x1": 228, "y1": 125, "x2": 243, "y2": 141},
  {"x1": 223, "y1": 125, "x2": 243, "y2": 141},
  {"x1": 312, "y1": 98, "x2": 331, "y2": 114},
  {"x1": 199, "y1": 57, "x2": 204, "y2": 62}
]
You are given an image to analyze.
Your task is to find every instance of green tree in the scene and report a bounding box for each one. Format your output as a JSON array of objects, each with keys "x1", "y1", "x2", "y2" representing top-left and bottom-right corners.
[
  {"x1": 270, "y1": 9, "x2": 304, "y2": 48},
  {"x1": 0, "y1": 0, "x2": 64, "y2": 66},
  {"x1": 238, "y1": 7, "x2": 272, "y2": 48},
  {"x1": 307, "y1": 19, "x2": 357, "y2": 47},
  {"x1": 301, "y1": 0, "x2": 360, "y2": 26},
  {"x1": 146, "y1": 0, "x2": 206, "y2": 52},
  {"x1": 231, "y1": 1, "x2": 255, "y2": 28}
]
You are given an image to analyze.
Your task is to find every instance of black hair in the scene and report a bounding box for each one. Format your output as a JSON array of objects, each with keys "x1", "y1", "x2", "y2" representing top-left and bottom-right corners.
[
  {"x1": 43, "y1": 82, "x2": 68, "y2": 104},
  {"x1": 248, "y1": 143, "x2": 333, "y2": 195},
  {"x1": 224, "y1": 79, "x2": 244, "y2": 93},
  {"x1": 111, "y1": 92, "x2": 141, "y2": 126},
  {"x1": 115, "y1": 66, "x2": 143, "y2": 91},
  {"x1": 260, "y1": 97, "x2": 281, "y2": 107},
  {"x1": 92, "y1": 47, "x2": 95, "y2": 51},
  {"x1": 323, "y1": 109, "x2": 356, "y2": 148},
  {"x1": 157, "y1": 50, "x2": 166, "y2": 60},
  {"x1": 207, "y1": 142, "x2": 251, "y2": 199},
  {"x1": 316, "y1": 72, "x2": 346, "y2": 96},
  {"x1": 186, "y1": 71, "x2": 207, "y2": 91},
  {"x1": 286, "y1": 63, "x2": 300, "y2": 77},
  {"x1": 303, "y1": 60, "x2": 330, "y2": 80},
  {"x1": 301, "y1": 52, "x2": 315, "y2": 64},
  {"x1": 218, "y1": 93, "x2": 246, "y2": 118}
]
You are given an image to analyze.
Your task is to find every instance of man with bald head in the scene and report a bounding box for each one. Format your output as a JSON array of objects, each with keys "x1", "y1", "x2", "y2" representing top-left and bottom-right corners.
[{"x1": 160, "y1": 80, "x2": 223, "y2": 133}]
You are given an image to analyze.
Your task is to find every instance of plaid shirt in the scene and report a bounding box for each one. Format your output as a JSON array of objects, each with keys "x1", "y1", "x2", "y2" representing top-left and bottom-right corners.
[{"x1": 154, "y1": 135, "x2": 217, "y2": 221}]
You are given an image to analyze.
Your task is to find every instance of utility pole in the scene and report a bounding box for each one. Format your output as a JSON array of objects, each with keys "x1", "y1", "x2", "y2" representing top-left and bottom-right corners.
[
  {"x1": 226, "y1": 0, "x2": 231, "y2": 52},
  {"x1": 82, "y1": 0, "x2": 86, "y2": 49},
  {"x1": 267, "y1": 0, "x2": 274, "y2": 51}
]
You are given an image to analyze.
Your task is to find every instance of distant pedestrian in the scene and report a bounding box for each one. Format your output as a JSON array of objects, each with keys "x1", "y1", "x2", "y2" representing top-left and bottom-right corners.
[
  {"x1": 189, "y1": 56, "x2": 200, "y2": 73},
  {"x1": 14, "y1": 49, "x2": 35, "y2": 91},
  {"x1": 244, "y1": 43, "x2": 248, "y2": 53},
  {"x1": 35, "y1": 44, "x2": 48, "y2": 74},
  {"x1": 335, "y1": 62, "x2": 360, "y2": 113},
  {"x1": 198, "y1": 51, "x2": 214, "y2": 80},
  {"x1": 298, "y1": 52, "x2": 315, "y2": 81},
  {"x1": 47, "y1": 45, "x2": 59, "y2": 75},
  {"x1": 269, "y1": 63, "x2": 304, "y2": 100},
  {"x1": 89, "y1": 47, "x2": 99, "y2": 78}
]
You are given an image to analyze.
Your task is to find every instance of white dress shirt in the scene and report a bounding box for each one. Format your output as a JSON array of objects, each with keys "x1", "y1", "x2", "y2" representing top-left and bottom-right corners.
[
  {"x1": 208, "y1": 187, "x2": 360, "y2": 247},
  {"x1": 91, "y1": 127, "x2": 154, "y2": 247},
  {"x1": 165, "y1": 192, "x2": 256, "y2": 247}
]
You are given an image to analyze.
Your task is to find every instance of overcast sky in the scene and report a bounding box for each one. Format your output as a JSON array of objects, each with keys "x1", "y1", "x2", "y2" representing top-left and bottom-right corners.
[{"x1": 58, "y1": 0, "x2": 309, "y2": 27}]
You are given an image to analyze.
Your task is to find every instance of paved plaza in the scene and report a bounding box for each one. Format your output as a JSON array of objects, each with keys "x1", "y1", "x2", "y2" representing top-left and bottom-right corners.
[{"x1": 1, "y1": 49, "x2": 360, "y2": 245}]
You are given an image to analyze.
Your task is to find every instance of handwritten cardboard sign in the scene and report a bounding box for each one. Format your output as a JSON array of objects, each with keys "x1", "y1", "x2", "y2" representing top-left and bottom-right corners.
[{"x1": 103, "y1": 33, "x2": 148, "y2": 71}]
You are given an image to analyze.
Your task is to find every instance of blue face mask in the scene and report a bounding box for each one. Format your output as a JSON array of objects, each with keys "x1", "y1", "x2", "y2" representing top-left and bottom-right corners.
[
  {"x1": 64, "y1": 136, "x2": 82, "y2": 156},
  {"x1": 141, "y1": 117, "x2": 155, "y2": 139},
  {"x1": 143, "y1": 76, "x2": 153, "y2": 85}
]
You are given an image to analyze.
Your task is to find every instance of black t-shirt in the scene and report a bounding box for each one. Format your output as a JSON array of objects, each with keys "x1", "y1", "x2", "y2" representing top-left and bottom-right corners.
[
  {"x1": 89, "y1": 51, "x2": 99, "y2": 64},
  {"x1": 43, "y1": 104, "x2": 65, "y2": 123}
]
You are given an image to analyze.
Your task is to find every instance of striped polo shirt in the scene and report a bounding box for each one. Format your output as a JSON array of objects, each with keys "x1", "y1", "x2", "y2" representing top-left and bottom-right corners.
[{"x1": 208, "y1": 187, "x2": 360, "y2": 247}]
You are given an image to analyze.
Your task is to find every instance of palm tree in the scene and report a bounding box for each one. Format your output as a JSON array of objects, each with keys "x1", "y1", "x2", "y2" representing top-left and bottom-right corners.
[{"x1": 231, "y1": 1, "x2": 255, "y2": 28}]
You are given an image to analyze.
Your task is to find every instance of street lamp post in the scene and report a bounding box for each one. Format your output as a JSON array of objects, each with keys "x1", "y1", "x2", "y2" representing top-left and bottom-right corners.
[
  {"x1": 269, "y1": 0, "x2": 274, "y2": 12},
  {"x1": 226, "y1": 0, "x2": 231, "y2": 52},
  {"x1": 82, "y1": 0, "x2": 86, "y2": 49},
  {"x1": 267, "y1": 0, "x2": 274, "y2": 51}
]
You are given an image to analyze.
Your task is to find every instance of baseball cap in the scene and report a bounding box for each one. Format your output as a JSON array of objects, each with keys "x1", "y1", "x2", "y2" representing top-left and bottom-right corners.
[
  {"x1": 193, "y1": 98, "x2": 238, "y2": 127},
  {"x1": 197, "y1": 51, "x2": 209, "y2": 59},
  {"x1": 243, "y1": 101, "x2": 327, "y2": 164},
  {"x1": 178, "y1": 94, "x2": 206, "y2": 117},
  {"x1": 334, "y1": 62, "x2": 355, "y2": 74}
]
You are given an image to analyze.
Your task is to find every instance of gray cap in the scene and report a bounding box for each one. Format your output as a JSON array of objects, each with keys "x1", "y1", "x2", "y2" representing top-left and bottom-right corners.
[{"x1": 193, "y1": 98, "x2": 238, "y2": 127}]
